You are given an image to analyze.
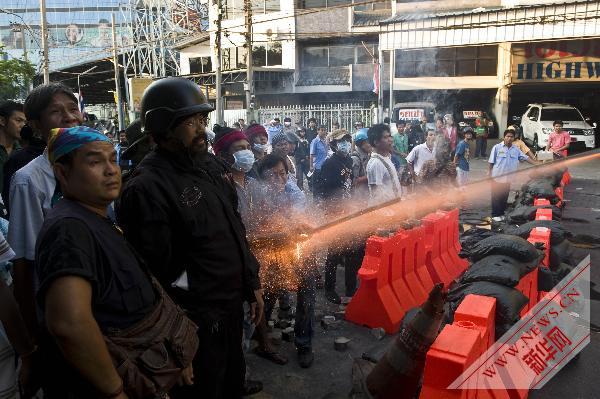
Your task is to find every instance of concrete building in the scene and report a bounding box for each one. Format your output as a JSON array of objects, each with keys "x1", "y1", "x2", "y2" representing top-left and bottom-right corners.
[
  {"x1": 379, "y1": 0, "x2": 600, "y2": 133},
  {"x1": 178, "y1": 0, "x2": 391, "y2": 112}
]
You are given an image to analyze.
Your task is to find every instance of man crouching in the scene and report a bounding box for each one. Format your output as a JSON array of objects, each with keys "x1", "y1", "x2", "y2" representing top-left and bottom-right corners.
[{"x1": 35, "y1": 126, "x2": 197, "y2": 398}]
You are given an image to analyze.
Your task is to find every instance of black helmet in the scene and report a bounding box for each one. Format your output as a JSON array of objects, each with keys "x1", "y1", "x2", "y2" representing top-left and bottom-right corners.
[{"x1": 141, "y1": 77, "x2": 213, "y2": 134}]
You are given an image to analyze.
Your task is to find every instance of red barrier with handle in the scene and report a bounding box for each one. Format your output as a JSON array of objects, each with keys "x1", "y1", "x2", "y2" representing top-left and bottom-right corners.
[{"x1": 345, "y1": 235, "x2": 406, "y2": 333}]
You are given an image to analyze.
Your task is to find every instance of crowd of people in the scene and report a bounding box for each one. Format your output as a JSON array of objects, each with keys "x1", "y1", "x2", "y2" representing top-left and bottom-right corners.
[{"x1": 0, "y1": 76, "x2": 574, "y2": 399}]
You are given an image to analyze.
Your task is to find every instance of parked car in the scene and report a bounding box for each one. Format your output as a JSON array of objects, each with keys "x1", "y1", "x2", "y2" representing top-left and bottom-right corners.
[{"x1": 520, "y1": 103, "x2": 596, "y2": 150}]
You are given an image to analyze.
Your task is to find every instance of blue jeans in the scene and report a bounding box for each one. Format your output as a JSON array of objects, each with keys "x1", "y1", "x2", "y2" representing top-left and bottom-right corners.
[
  {"x1": 263, "y1": 267, "x2": 316, "y2": 351},
  {"x1": 475, "y1": 136, "x2": 487, "y2": 158}
]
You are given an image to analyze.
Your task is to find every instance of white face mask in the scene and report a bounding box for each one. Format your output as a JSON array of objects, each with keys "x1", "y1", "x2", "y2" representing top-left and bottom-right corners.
[
  {"x1": 232, "y1": 149, "x2": 255, "y2": 173},
  {"x1": 253, "y1": 143, "x2": 269, "y2": 153},
  {"x1": 284, "y1": 122, "x2": 291, "y2": 127},
  {"x1": 337, "y1": 141, "x2": 351, "y2": 154}
]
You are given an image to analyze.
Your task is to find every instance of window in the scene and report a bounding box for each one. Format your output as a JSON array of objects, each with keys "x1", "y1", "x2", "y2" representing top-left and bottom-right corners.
[
  {"x1": 395, "y1": 45, "x2": 498, "y2": 78},
  {"x1": 251, "y1": 0, "x2": 280, "y2": 14},
  {"x1": 189, "y1": 56, "x2": 212, "y2": 74},
  {"x1": 252, "y1": 42, "x2": 282, "y2": 66},
  {"x1": 527, "y1": 107, "x2": 539, "y2": 121},
  {"x1": 225, "y1": 0, "x2": 244, "y2": 19},
  {"x1": 222, "y1": 47, "x2": 247, "y2": 70},
  {"x1": 302, "y1": 47, "x2": 328, "y2": 67},
  {"x1": 300, "y1": 0, "x2": 351, "y2": 9},
  {"x1": 329, "y1": 46, "x2": 354, "y2": 67},
  {"x1": 540, "y1": 108, "x2": 582, "y2": 121},
  {"x1": 356, "y1": 44, "x2": 377, "y2": 64},
  {"x1": 302, "y1": 44, "x2": 378, "y2": 67}
]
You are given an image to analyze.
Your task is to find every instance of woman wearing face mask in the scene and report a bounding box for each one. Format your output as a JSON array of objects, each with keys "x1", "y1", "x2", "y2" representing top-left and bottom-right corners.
[
  {"x1": 315, "y1": 130, "x2": 355, "y2": 304},
  {"x1": 213, "y1": 127, "x2": 261, "y2": 228},
  {"x1": 244, "y1": 124, "x2": 270, "y2": 179}
]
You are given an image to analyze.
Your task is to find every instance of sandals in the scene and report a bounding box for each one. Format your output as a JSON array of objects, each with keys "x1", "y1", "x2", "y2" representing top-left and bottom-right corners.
[{"x1": 254, "y1": 347, "x2": 289, "y2": 365}]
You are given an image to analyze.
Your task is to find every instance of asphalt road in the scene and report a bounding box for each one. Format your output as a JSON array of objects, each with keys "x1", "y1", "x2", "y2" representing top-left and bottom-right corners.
[{"x1": 245, "y1": 149, "x2": 600, "y2": 399}]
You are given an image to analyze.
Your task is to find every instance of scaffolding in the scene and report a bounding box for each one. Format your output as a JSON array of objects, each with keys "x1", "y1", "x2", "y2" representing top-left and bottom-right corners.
[{"x1": 121, "y1": 0, "x2": 208, "y2": 78}]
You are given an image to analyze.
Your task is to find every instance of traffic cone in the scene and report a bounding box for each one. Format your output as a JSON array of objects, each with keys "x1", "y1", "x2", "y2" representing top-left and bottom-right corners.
[{"x1": 365, "y1": 283, "x2": 446, "y2": 399}]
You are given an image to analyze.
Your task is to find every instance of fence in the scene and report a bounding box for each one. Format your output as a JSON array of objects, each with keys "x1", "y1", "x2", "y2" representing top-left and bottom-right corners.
[
  {"x1": 258, "y1": 104, "x2": 375, "y2": 132},
  {"x1": 208, "y1": 103, "x2": 376, "y2": 132}
]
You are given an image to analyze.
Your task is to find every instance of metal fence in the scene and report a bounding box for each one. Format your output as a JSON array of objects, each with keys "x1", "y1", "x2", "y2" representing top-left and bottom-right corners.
[
  {"x1": 208, "y1": 103, "x2": 376, "y2": 132},
  {"x1": 258, "y1": 104, "x2": 375, "y2": 132}
]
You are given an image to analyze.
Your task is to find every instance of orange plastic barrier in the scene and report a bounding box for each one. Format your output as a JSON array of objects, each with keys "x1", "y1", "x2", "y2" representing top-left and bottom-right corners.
[
  {"x1": 390, "y1": 228, "x2": 433, "y2": 309},
  {"x1": 422, "y1": 211, "x2": 467, "y2": 285},
  {"x1": 554, "y1": 186, "x2": 565, "y2": 206},
  {"x1": 346, "y1": 209, "x2": 466, "y2": 333},
  {"x1": 516, "y1": 268, "x2": 538, "y2": 316},
  {"x1": 420, "y1": 323, "x2": 482, "y2": 398},
  {"x1": 345, "y1": 235, "x2": 406, "y2": 333},
  {"x1": 527, "y1": 227, "x2": 550, "y2": 267},
  {"x1": 535, "y1": 208, "x2": 552, "y2": 221},
  {"x1": 533, "y1": 198, "x2": 550, "y2": 206},
  {"x1": 453, "y1": 294, "x2": 496, "y2": 350},
  {"x1": 560, "y1": 170, "x2": 571, "y2": 186}
]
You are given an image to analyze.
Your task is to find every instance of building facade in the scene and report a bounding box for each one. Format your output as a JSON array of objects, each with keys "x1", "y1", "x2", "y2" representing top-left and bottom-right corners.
[
  {"x1": 178, "y1": 0, "x2": 390, "y2": 114},
  {"x1": 380, "y1": 0, "x2": 600, "y2": 133}
]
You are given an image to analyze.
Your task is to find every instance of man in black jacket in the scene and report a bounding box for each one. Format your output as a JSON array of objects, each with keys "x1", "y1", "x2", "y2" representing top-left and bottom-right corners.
[
  {"x1": 117, "y1": 77, "x2": 263, "y2": 399},
  {"x1": 316, "y1": 129, "x2": 354, "y2": 304}
]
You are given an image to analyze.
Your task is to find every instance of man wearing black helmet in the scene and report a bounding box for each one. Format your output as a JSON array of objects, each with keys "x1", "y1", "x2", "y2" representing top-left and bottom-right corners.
[{"x1": 116, "y1": 77, "x2": 263, "y2": 399}]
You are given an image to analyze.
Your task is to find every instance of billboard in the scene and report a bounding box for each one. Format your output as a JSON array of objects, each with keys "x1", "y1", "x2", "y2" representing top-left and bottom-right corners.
[{"x1": 512, "y1": 39, "x2": 600, "y2": 83}]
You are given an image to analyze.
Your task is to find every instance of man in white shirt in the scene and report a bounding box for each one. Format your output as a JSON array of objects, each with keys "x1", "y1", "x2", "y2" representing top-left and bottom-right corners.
[
  {"x1": 406, "y1": 129, "x2": 435, "y2": 178},
  {"x1": 366, "y1": 124, "x2": 401, "y2": 206},
  {"x1": 8, "y1": 83, "x2": 83, "y2": 337}
]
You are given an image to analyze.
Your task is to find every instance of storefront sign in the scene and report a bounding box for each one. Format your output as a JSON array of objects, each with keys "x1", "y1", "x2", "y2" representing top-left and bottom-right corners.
[
  {"x1": 463, "y1": 110, "x2": 483, "y2": 119},
  {"x1": 512, "y1": 39, "x2": 600, "y2": 83},
  {"x1": 397, "y1": 108, "x2": 424, "y2": 120},
  {"x1": 129, "y1": 78, "x2": 154, "y2": 113}
]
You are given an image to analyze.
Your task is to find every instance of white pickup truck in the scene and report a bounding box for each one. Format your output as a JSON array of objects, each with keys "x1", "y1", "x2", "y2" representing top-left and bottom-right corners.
[{"x1": 520, "y1": 103, "x2": 595, "y2": 150}]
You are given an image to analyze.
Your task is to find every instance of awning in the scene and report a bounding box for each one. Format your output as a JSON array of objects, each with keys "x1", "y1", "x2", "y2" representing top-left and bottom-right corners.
[{"x1": 380, "y1": 1, "x2": 600, "y2": 50}]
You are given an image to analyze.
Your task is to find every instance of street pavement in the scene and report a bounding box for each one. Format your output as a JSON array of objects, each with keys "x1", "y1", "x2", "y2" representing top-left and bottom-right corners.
[{"x1": 245, "y1": 148, "x2": 600, "y2": 399}]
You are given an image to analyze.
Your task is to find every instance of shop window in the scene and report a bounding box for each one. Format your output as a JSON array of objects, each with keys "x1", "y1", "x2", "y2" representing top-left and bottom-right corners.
[{"x1": 189, "y1": 56, "x2": 212, "y2": 74}]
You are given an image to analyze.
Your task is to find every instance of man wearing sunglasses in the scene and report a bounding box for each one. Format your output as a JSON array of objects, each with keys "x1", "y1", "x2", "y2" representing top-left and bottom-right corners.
[{"x1": 117, "y1": 77, "x2": 263, "y2": 398}]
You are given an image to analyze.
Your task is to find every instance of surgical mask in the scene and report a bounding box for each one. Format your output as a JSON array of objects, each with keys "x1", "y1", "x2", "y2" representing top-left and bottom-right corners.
[
  {"x1": 253, "y1": 143, "x2": 269, "y2": 153},
  {"x1": 337, "y1": 141, "x2": 351, "y2": 154},
  {"x1": 232, "y1": 149, "x2": 255, "y2": 173},
  {"x1": 284, "y1": 122, "x2": 291, "y2": 127}
]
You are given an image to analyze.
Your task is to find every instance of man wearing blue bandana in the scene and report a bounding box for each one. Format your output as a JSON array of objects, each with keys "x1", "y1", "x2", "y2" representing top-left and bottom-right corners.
[{"x1": 36, "y1": 126, "x2": 196, "y2": 398}]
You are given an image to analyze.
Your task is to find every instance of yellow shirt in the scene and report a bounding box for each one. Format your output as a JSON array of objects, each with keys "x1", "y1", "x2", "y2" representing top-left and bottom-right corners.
[{"x1": 513, "y1": 139, "x2": 530, "y2": 155}]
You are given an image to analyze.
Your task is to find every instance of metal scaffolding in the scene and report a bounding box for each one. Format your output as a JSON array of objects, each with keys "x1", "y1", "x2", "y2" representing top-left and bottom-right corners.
[{"x1": 121, "y1": 0, "x2": 208, "y2": 78}]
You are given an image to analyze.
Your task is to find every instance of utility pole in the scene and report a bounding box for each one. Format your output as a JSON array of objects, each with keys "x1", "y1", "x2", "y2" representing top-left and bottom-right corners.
[
  {"x1": 112, "y1": 14, "x2": 125, "y2": 131},
  {"x1": 244, "y1": 0, "x2": 254, "y2": 123},
  {"x1": 377, "y1": 48, "x2": 384, "y2": 123},
  {"x1": 214, "y1": 0, "x2": 224, "y2": 125},
  {"x1": 40, "y1": 0, "x2": 50, "y2": 84}
]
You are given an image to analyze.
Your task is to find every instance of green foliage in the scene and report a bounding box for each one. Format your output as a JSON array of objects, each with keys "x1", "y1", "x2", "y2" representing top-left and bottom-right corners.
[{"x1": 0, "y1": 46, "x2": 36, "y2": 101}]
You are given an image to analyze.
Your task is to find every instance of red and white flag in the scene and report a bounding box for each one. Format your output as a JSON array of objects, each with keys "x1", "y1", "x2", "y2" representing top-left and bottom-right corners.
[{"x1": 372, "y1": 63, "x2": 379, "y2": 95}]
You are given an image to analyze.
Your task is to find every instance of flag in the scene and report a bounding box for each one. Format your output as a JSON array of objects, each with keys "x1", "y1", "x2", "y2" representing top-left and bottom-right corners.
[
  {"x1": 78, "y1": 89, "x2": 86, "y2": 114},
  {"x1": 372, "y1": 63, "x2": 379, "y2": 95}
]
